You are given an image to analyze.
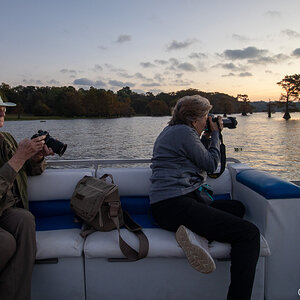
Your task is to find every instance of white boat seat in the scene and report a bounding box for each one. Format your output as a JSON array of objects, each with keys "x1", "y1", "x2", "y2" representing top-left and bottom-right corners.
[{"x1": 84, "y1": 228, "x2": 270, "y2": 259}]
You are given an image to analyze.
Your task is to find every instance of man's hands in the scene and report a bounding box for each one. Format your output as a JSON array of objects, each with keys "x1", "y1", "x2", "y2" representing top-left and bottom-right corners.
[{"x1": 8, "y1": 135, "x2": 54, "y2": 172}]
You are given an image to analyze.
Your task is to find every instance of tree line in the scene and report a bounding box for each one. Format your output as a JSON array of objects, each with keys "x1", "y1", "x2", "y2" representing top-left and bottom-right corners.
[
  {"x1": 0, "y1": 73, "x2": 298, "y2": 119},
  {"x1": 0, "y1": 83, "x2": 250, "y2": 119}
]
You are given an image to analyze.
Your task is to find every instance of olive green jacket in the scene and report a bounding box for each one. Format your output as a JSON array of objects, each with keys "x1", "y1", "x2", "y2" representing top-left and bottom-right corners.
[{"x1": 0, "y1": 132, "x2": 46, "y2": 216}]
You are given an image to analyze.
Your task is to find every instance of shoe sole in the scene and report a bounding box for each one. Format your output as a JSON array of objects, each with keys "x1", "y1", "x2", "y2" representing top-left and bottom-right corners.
[{"x1": 176, "y1": 225, "x2": 216, "y2": 274}]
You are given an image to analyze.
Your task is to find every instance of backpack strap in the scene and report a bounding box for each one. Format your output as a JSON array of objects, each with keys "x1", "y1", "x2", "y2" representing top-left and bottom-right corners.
[{"x1": 108, "y1": 202, "x2": 149, "y2": 262}]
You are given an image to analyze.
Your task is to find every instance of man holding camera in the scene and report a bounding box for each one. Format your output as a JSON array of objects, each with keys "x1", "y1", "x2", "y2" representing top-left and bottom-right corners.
[{"x1": 0, "y1": 96, "x2": 54, "y2": 300}]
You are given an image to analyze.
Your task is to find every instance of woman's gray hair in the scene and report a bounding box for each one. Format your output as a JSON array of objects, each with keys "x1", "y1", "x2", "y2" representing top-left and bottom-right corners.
[{"x1": 169, "y1": 95, "x2": 212, "y2": 126}]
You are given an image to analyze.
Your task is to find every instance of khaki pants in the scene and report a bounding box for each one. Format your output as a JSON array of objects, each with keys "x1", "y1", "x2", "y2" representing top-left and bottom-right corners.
[{"x1": 0, "y1": 208, "x2": 36, "y2": 300}]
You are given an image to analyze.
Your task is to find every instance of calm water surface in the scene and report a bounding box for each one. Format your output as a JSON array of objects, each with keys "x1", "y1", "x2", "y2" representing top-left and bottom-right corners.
[{"x1": 2, "y1": 112, "x2": 300, "y2": 181}]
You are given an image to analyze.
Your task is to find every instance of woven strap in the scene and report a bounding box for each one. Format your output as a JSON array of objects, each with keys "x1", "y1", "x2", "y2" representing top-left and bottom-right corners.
[
  {"x1": 207, "y1": 132, "x2": 226, "y2": 179},
  {"x1": 109, "y1": 204, "x2": 149, "y2": 262}
]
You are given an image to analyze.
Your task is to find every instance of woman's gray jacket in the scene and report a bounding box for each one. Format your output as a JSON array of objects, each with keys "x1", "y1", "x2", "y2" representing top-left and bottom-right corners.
[{"x1": 149, "y1": 124, "x2": 220, "y2": 204}]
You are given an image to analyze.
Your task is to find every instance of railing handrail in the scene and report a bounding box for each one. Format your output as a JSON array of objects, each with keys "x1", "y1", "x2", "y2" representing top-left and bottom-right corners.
[
  {"x1": 46, "y1": 158, "x2": 152, "y2": 166},
  {"x1": 46, "y1": 157, "x2": 240, "y2": 167}
]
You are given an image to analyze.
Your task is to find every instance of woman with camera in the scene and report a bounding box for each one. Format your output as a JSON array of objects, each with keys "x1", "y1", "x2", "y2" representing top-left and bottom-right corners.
[{"x1": 150, "y1": 95, "x2": 260, "y2": 300}]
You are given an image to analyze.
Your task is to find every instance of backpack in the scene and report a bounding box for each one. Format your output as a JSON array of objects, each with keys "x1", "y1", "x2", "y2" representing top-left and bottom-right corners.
[{"x1": 70, "y1": 174, "x2": 149, "y2": 261}]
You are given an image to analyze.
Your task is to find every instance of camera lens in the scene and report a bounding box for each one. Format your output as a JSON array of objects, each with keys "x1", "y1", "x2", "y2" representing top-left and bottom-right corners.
[{"x1": 45, "y1": 137, "x2": 67, "y2": 156}]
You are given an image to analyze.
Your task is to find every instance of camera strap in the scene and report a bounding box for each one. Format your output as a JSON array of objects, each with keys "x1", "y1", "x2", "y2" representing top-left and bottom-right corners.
[{"x1": 207, "y1": 132, "x2": 226, "y2": 179}]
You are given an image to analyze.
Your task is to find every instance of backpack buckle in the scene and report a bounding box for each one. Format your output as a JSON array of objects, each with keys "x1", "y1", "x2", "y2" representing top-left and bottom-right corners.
[{"x1": 109, "y1": 202, "x2": 120, "y2": 218}]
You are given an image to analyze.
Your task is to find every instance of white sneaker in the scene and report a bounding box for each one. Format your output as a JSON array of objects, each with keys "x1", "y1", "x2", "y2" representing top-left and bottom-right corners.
[{"x1": 175, "y1": 225, "x2": 216, "y2": 274}]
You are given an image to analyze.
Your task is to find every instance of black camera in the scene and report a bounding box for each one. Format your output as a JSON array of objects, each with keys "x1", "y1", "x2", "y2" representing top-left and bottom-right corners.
[
  {"x1": 205, "y1": 114, "x2": 237, "y2": 132},
  {"x1": 31, "y1": 130, "x2": 67, "y2": 156}
]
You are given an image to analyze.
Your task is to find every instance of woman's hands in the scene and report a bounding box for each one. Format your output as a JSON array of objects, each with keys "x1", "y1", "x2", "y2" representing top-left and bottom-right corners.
[{"x1": 209, "y1": 116, "x2": 223, "y2": 132}]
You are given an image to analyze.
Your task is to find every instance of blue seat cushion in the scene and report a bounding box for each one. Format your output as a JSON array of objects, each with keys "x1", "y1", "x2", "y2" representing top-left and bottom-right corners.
[
  {"x1": 29, "y1": 200, "x2": 81, "y2": 231},
  {"x1": 236, "y1": 169, "x2": 300, "y2": 199},
  {"x1": 29, "y1": 193, "x2": 232, "y2": 231}
]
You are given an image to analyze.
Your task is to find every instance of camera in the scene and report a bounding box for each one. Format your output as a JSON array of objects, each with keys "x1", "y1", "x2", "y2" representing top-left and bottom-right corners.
[
  {"x1": 31, "y1": 130, "x2": 67, "y2": 156},
  {"x1": 205, "y1": 114, "x2": 237, "y2": 132}
]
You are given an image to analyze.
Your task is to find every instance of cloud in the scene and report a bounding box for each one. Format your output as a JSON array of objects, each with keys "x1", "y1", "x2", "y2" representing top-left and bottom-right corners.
[
  {"x1": 154, "y1": 59, "x2": 169, "y2": 65},
  {"x1": 177, "y1": 62, "x2": 197, "y2": 72},
  {"x1": 265, "y1": 70, "x2": 273, "y2": 74},
  {"x1": 60, "y1": 69, "x2": 77, "y2": 74},
  {"x1": 239, "y1": 72, "x2": 253, "y2": 77},
  {"x1": 140, "y1": 62, "x2": 156, "y2": 68},
  {"x1": 281, "y1": 29, "x2": 300, "y2": 39},
  {"x1": 118, "y1": 72, "x2": 132, "y2": 78},
  {"x1": 73, "y1": 78, "x2": 106, "y2": 87},
  {"x1": 265, "y1": 11, "x2": 281, "y2": 17},
  {"x1": 118, "y1": 72, "x2": 152, "y2": 82},
  {"x1": 232, "y1": 34, "x2": 250, "y2": 42},
  {"x1": 189, "y1": 52, "x2": 207, "y2": 59},
  {"x1": 221, "y1": 72, "x2": 253, "y2": 77},
  {"x1": 154, "y1": 73, "x2": 164, "y2": 82},
  {"x1": 167, "y1": 39, "x2": 197, "y2": 51},
  {"x1": 23, "y1": 79, "x2": 43, "y2": 85},
  {"x1": 223, "y1": 46, "x2": 268, "y2": 60},
  {"x1": 115, "y1": 34, "x2": 131, "y2": 43},
  {"x1": 108, "y1": 80, "x2": 135, "y2": 87},
  {"x1": 47, "y1": 79, "x2": 60, "y2": 85},
  {"x1": 141, "y1": 82, "x2": 161, "y2": 87},
  {"x1": 214, "y1": 62, "x2": 246, "y2": 71},
  {"x1": 171, "y1": 79, "x2": 194, "y2": 86},
  {"x1": 222, "y1": 73, "x2": 236, "y2": 77},
  {"x1": 104, "y1": 64, "x2": 126, "y2": 72},
  {"x1": 93, "y1": 64, "x2": 103, "y2": 71},
  {"x1": 135, "y1": 72, "x2": 148, "y2": 80},
  {"x1": 292, "y1": 48, "x2": 300, "y2": 57},
  {"x1": 248, "y1": 53, "x2": 289, "y2": 65},
  {"x1": 169, "y1": 58, "x2": 180, "y2": 66}
]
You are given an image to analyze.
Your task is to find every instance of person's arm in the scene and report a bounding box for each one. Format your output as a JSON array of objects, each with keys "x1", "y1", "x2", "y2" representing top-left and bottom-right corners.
[
  {"x1": 25, "y1": 144, "x2": 54, "y2": 175},
  {"x1": 182, "y1": 128, "x2": 221, "y2": 173},
  {"x1": 9, "y1": 137, "x2": 54, "y2": 176},
  {"x1": 0, "y1": 162, "x2": 17, "y2": 200},
  {"x1": 8, "y1": 136, "x2": 46, "y2": 173}
]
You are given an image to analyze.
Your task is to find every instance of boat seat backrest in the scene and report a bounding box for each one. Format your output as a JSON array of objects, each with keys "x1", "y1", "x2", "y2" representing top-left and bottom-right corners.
[
  {"x1": 28, "y1": 168, "x2": 94, "y2": 201},
  {"x1": 98, "y1": 167, "x2": 232, "y2": 198}
]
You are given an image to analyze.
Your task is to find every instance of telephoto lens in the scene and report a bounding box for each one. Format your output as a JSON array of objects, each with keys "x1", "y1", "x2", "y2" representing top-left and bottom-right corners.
[
  {"x1": 31, "y1": 130, "x2": 67, "y2": 156},
  {"x1": 205, "y1": 114, "x2": 237, "y2": 132}
]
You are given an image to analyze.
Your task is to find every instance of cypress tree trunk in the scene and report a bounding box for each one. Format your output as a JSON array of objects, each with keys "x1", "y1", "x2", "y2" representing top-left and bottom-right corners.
[
  {"x1": 268, "y1": 100, "x2": 271, "y2": 118},
  {"x1": 283, "y1": 94, "x2": 291, "y2": 120}
]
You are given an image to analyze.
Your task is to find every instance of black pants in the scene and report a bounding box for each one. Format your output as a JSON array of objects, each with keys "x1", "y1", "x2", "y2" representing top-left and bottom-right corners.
[{"x1": 151, "y1": 191, "x2": 260, "y2": 300}]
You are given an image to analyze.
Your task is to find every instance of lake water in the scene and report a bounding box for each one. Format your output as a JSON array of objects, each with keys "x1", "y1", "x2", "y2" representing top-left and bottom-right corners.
[{"x1": 2, "y1": 112, "x2": 300, "y2": 181}]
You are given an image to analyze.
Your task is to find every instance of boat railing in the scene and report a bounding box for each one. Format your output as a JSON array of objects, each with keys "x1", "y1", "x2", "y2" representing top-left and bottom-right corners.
[{"x1": 46, "y1": 157, "x2": 241, "y2": 176}]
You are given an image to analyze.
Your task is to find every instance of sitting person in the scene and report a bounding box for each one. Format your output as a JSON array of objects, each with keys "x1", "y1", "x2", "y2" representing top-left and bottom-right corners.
[
  {"x1": 150, "y1": 95, "x2": 260, "y2": 300},
  {"x1": 0, "y1": 95, "x2": 54, "y2": 300}
]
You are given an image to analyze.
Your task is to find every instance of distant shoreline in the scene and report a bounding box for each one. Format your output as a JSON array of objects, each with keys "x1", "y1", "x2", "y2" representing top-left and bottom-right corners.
[{"x1": 4, "y1": 111, "x2": 300, "y2": 121}]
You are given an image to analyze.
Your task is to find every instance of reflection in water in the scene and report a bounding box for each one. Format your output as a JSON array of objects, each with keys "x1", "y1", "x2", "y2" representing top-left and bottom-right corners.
[{"x1": 2, "y1": 112, "x2": 300, "y2": 181}]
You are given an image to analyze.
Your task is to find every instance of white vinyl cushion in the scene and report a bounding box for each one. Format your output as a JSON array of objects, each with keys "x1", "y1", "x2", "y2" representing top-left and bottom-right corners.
[
  {"x1": 36, "y1": 229, "x2": 84, "y2": 259},
  {"x1": 98, "y1": 168, "x2": 152, "y2": 196},
  {"x1": 97, "y1": 167, "x2": 232, "y2": 197},
  {"x1": 28, "y1": 169, "x2": 94, "y2": 201},
  {"x1": 84, "y1": 228, "x2": 270, "y2": 259}
]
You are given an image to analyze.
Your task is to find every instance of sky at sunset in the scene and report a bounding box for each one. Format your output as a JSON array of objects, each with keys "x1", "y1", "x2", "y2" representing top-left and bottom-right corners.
[{"x1": 1, "y1": 0, "x2": 299, "y2": 101}]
